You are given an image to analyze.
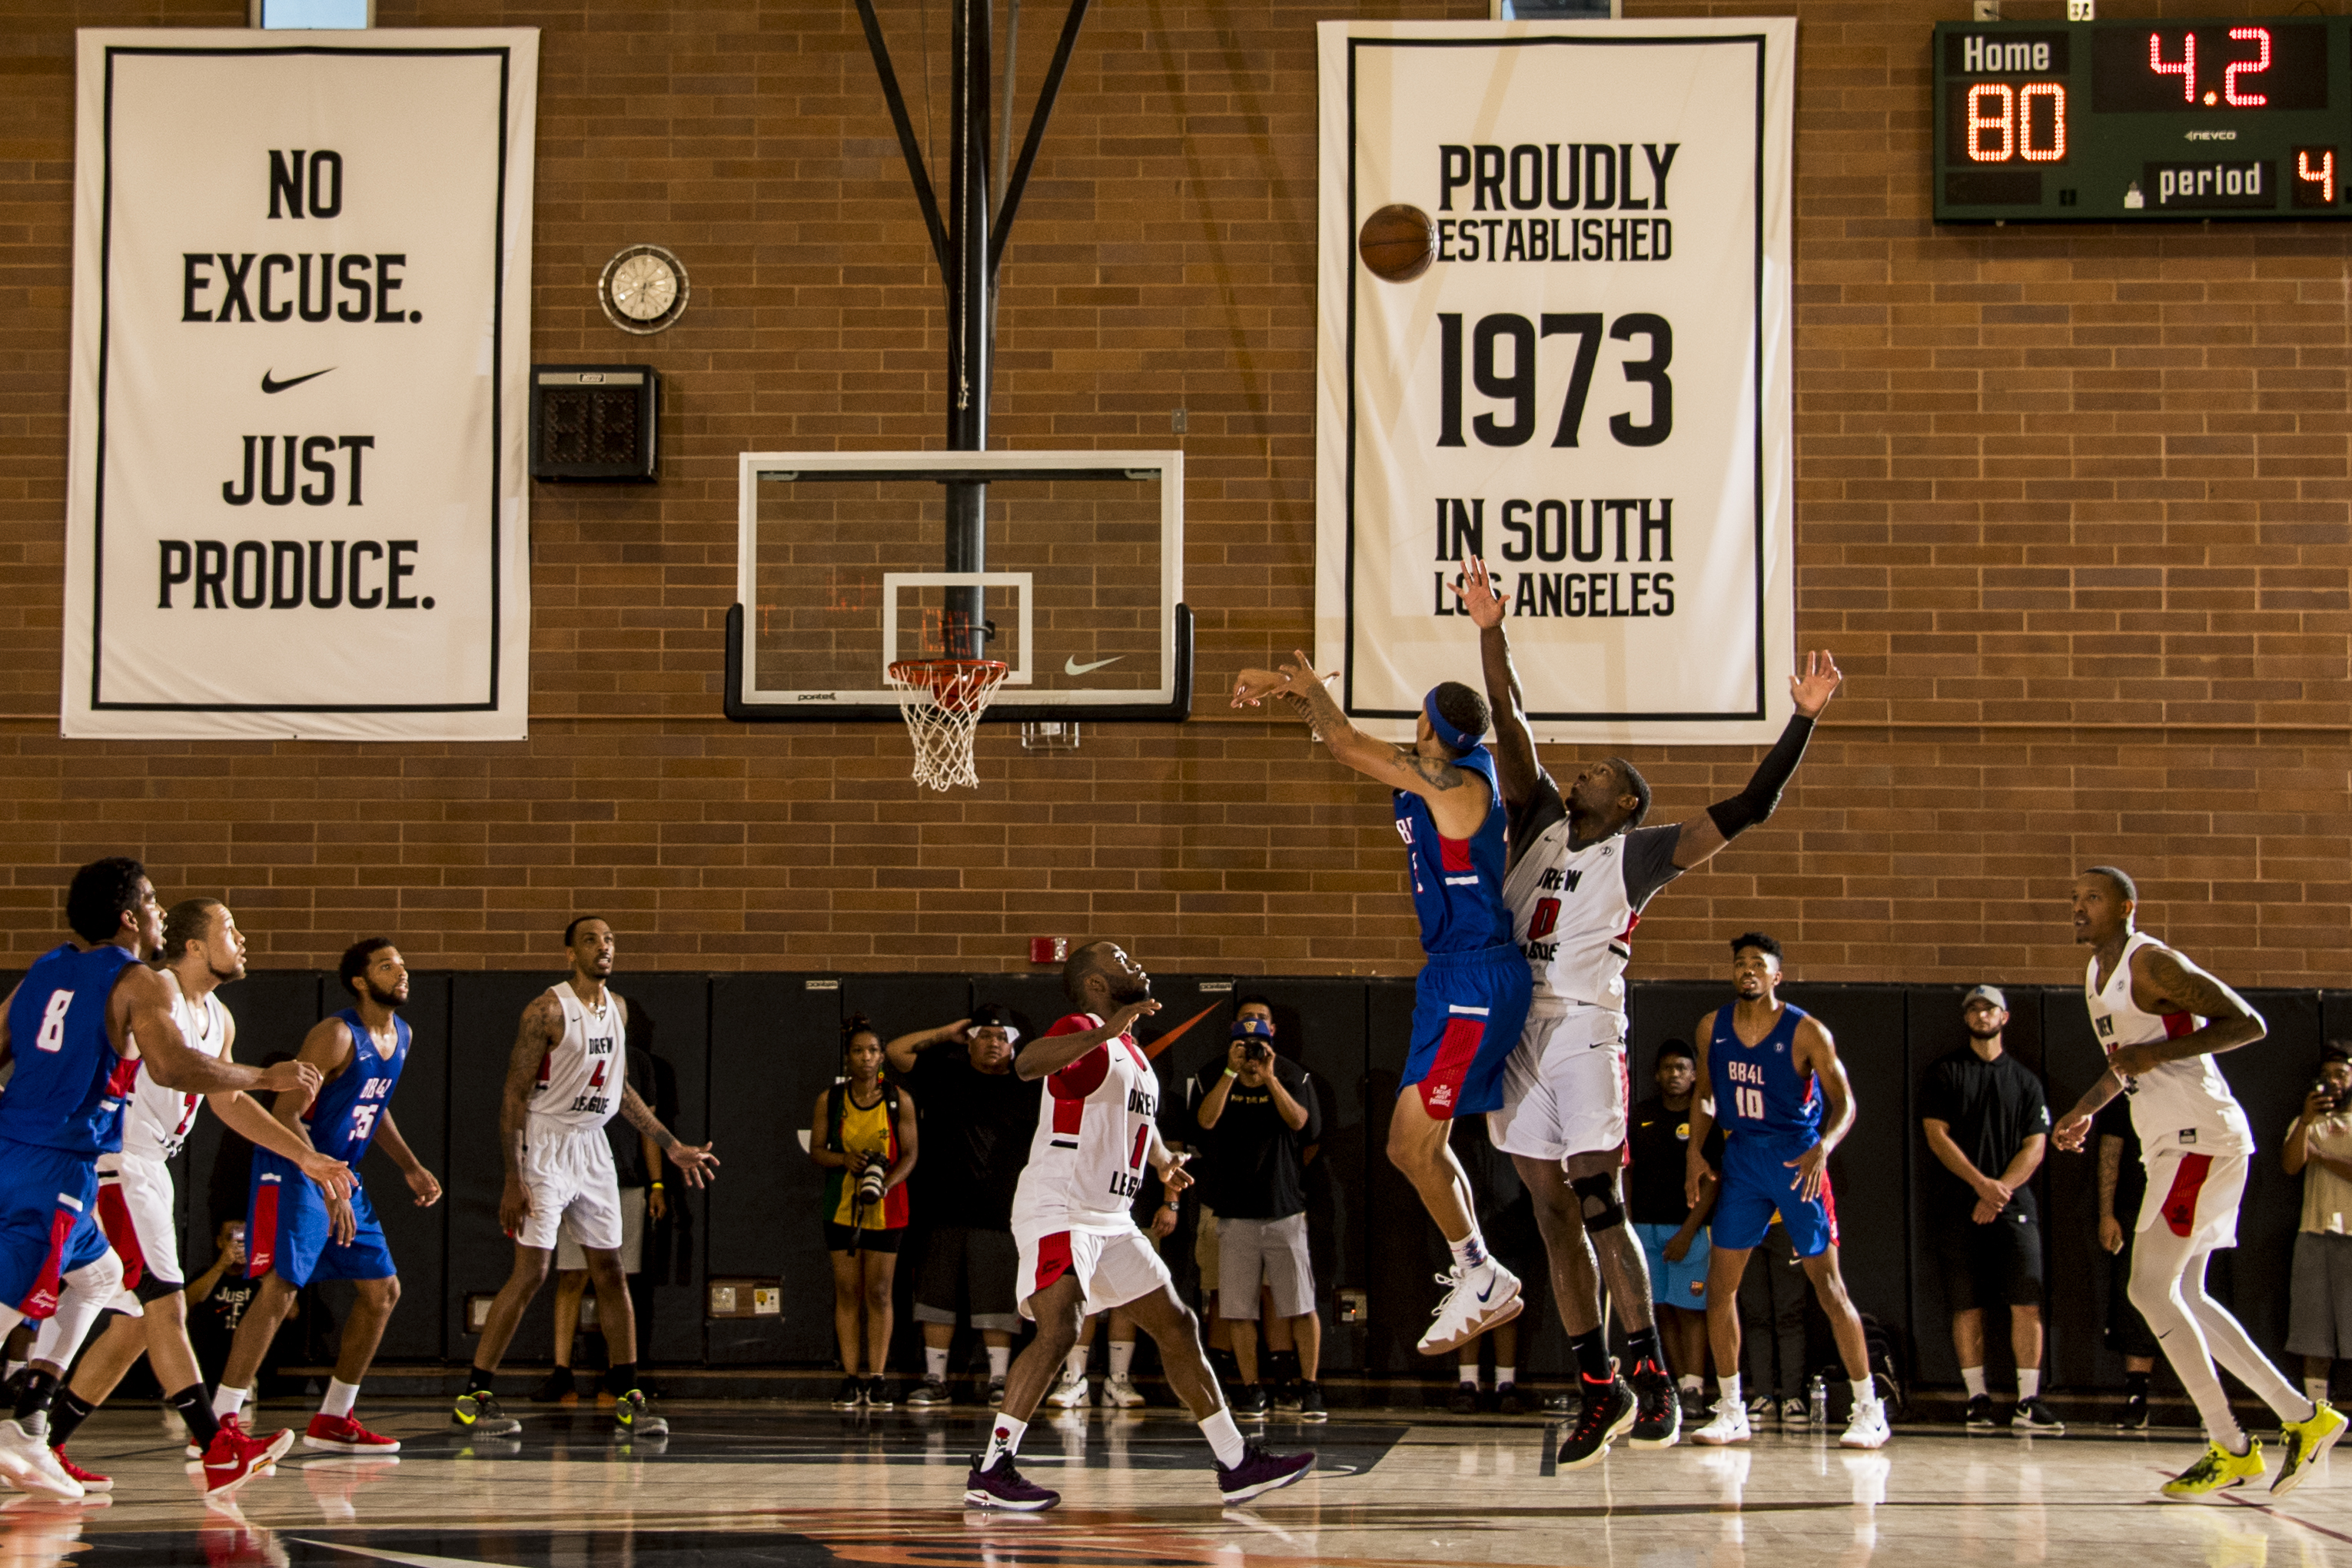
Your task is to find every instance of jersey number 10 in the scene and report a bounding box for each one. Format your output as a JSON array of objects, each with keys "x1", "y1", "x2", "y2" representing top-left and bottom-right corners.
[{"x1": 1732, "y1": 1085, "x2": 1765, "y2": 1121}]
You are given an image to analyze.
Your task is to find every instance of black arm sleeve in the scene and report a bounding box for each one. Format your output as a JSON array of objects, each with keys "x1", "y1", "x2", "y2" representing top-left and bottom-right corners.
[{"x1": 1704, "y1": 713, "x2": 1815, "y2": 840}]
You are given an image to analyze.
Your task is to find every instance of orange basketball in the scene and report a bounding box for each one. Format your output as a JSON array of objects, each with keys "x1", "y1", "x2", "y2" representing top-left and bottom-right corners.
[{"x1": 1357, "y1": 203, "x2": 1436, "y2": 283}]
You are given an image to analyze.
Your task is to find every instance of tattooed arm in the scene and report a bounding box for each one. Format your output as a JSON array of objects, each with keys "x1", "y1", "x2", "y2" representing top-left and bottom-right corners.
[
  {"x1": 2108, "y1": 944, "x2": 2267, "y2": 1075},
  {"x1": 619, "y1": 1075, "x2": 719, "y2": 1188},
  {"x1": 1232, "y1": 648, "x2": 1490, "y2": 839}
]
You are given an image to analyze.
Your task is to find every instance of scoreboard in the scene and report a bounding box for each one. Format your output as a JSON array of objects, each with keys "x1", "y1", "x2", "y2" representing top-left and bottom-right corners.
[{"x1": 1932, "y1": 18, "x2": 2352, "y2": 222}]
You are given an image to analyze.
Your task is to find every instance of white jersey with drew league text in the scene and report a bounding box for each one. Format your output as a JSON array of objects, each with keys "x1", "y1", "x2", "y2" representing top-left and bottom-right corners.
[
  {"x1": 528, "y1": 983, "x2": 626, "y2": 1131},
  {"x1": 2085, "y1": 931, "x2": 2253, "y2": 1158},
  {"x1": 1501, "y1": 776, "x2": 1685, "y2": 1011},
  {"x1": 117, "y1": 974, "x2": 227, "y2": 1163},
  {"x1": 1011, "y1": 1012, "x2": 1159, "y2": 1234}
]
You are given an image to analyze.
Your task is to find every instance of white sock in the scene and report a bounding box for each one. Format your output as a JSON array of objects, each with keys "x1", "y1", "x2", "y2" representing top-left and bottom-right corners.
[
  {"x1": 1495, "y1": 1365, "x2": 1517, "y2": 1387},
  {"x1": 1109, "y1": 1340, "x2": 1135, "y2": 1380},
  {"x1": 1457, "y1": 1364, "x2": 1480, "y2": 1388},
  {"x1": 2307, "y1": 1377, "x2": 2330, "y2": 1407},
  {"x1": 1851, "y1": 1379, "x2": 1875, "y2": 1410},
  {"x1": 213, "y1": 1386, "x2": 250, "y2": 1418},
  {"x1": 1718, "y1": 1374, "x2": 1742, "y2": 1406},
  {"x1": 2018, "y1": 1369, "x2": 2041, "y2": 1401},
  {"x1": 1200, "y1": 1407, "x2": 1247, "y2": 1467},
  {"x1": 986, "y1": 1345, "x2": 1010, "y2": 1380},
  {"x1": 1447, "y1": 1229, "x2": 1491, "y2": 1275},
  {"x1": 1064, "y1": 1347, "x2": 1088, "y2": 1382},
  {"x1": 925, "y1": 1346, "x2": 950, "y2": 1381},
  {"x1": 982, "y1": 1413, "x2": 1025, "y2": 1471},
  {"x1": 1961, "y1": 1367, "x2": 1987, "y2": 1399},
  {"x1": 321, "y1": 1379, "x2": 360, "y2": 1420},
  {"x1": 1679, "y1": 1374, "x2": 1704, "y2": 1394}
]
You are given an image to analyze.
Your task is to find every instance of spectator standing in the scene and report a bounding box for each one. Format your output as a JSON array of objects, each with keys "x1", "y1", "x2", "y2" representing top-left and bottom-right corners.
[
  {"x1": 2284, "y1": 1047, "x2": 2352, "y2": 1410},
  {"x1": 1191, "y1": 1000, "x2": 1327, "y2": 1421},
  {"x1": 888, "y1": 1005, "x2": 1039, "y2": 1408},
  {"x1": 1628, "y1": 1041, "x2": 1718, "y2": 1420},
  {"x1": 1919, "y1": 985, "x2": 2060, "y2": 1431},
  {"x1": 2095, "y1": 1097, "x2": 2159, "y2": 1428},
  {"x1": 809, "y1": 1016, "x2": 919, "y2": 1410},
  {"x1": 538, "y1": 1020, "x2": 664, "y2": 1403}
]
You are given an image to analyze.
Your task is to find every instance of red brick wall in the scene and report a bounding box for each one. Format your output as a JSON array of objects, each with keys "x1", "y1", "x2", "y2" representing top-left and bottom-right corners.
[{"x1": 0, "y1": 1, "x2": 2344, "y2": 983}]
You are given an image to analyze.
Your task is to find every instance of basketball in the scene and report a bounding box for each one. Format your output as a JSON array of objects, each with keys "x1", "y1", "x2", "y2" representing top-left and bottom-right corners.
[{"x1": 1357, "y1": 203, "x2": 1436, "y2": 282}]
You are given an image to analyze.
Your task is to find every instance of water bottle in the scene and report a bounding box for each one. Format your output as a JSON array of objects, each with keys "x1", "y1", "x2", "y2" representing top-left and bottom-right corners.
[{"x1": 1808, "y1": 1372, "x2": 1829, "y2": 1427}]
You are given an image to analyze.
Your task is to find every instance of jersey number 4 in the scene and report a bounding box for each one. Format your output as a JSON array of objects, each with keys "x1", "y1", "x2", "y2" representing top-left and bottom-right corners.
[
  {"x1": 1732, "y1": 1085, "x2": 1765, "y2": 1121},
  {"x1": 32, "y1": 991, "x2": 72, "y2": 1054}
]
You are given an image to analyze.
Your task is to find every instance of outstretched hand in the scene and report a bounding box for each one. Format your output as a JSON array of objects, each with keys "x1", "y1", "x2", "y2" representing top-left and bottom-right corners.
[
  {"x1": 666, "y1": 1141, "x2": 721, "y2": 1189},
  {"x1": 1231, "y1": 651, "x2": 1335, "y2": 709},
  {"x1": 1790, "y1": 649, "x2": 1843, "y2": 717},
  {"x1": 1450, "y1": 558, "x2": 1505, "y2": 630}
]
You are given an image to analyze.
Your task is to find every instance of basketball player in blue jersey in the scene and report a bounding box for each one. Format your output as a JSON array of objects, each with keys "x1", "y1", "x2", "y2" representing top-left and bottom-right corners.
[
  {"x1": 1453, "y1": 557, "x2": 1840, "y2": 1465},
  {"x1": 1232, "y1": 653, "x2": 1533, "y2": 1355},
  {"x1": 1684, "y1": 932, "x2": 1889, "y2": 1450},
  {"x1": 0, "y1": 858, "x2": 333, "y2": 1500},
  {"x1": 209, "y1": 937, "x2": 443, "y2": 1457}
]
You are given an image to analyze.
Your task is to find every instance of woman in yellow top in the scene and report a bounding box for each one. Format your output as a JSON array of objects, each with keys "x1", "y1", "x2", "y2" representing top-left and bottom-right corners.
[{"x1": 809, "y1": 1015, "x2": 919, "y2": 1410}]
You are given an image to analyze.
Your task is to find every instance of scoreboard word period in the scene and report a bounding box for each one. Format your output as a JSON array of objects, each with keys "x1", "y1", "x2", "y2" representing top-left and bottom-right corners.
[{"x1": 1934, "y1": 17, "x2": 2352, "y2": 222}]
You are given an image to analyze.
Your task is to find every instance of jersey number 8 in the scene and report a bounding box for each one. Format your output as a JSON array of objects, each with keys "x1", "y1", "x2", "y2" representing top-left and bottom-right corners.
[{"x1": 32, "y1": 992, "x2": 72, "y2": 1054}]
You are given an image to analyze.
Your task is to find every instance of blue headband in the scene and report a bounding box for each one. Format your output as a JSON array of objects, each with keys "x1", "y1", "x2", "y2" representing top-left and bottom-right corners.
[{"x1": 1423, "y1": 689, "x2": 1479, "y2": 755}]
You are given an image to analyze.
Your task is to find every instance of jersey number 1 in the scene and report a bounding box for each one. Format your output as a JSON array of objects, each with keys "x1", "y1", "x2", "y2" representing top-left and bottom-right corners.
[
  {"x1": 1733, "y1": 1086, "x2": 1765, "y2": 1121},
  {"x1": 1129, "y1": 1124, "x2": 1149, "y2": 1171}
]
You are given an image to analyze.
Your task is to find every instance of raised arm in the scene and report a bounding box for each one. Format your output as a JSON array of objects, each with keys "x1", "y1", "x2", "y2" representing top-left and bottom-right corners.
[
  {"x1": 1453, "y1": 557, "x2": 1541, "y2": 809},
  {"x1": 123, "y1": 965, "x2": 319, "y2": 1100},
  {"x1": 1231, "y1": 649, "x2": 1490, "y2": 839},
  {"x1": 2111, "y1": 943, "x2": 2267, "y2": 1075},
  {"x1": 1015, "y1": 998, "x2": 1161, "y2": 1081},
  {"x1": 1787, "y1": 1017, "x2": 1856, "y2": 1201},
  {"x1": 1668, "y1": 650, "x2": 1842, "y2": 871},
  {"x1": 885, "y1": 1017, "x2": 969, "y2": 1078}
]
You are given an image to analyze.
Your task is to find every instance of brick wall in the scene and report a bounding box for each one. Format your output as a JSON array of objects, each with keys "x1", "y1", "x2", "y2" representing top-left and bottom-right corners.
[{"x1": 0, "y1": 1, "x2": 2344, "y2": 983}]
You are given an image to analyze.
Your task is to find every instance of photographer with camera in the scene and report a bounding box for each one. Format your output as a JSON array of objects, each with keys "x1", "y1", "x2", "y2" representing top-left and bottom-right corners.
[
  {"x1": 2283, "y1": 1045, "x2": 2352, "y2": 1408},
  {"x1": 1192, "y1": 998, "x2": 1326, "y2": 1421},
  {"x1": 809, "y1": 1016, "x2": 919, "y2": 1410}
]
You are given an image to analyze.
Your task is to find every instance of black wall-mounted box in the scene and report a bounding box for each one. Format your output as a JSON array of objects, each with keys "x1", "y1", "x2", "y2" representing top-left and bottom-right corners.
[{"x1": 530, "y1": 365, "x2": 659, "y2": 482}]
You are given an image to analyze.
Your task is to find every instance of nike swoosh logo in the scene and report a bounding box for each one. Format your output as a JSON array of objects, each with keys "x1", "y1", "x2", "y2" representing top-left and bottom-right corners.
[
  {"x1": 1064, "y1": 656, "x2": 1122, "y2": 676},
  {"x1": 1477, "y1": 1282, "x2": 1496, "y2": 1302},
  {"x1": 261, "y1": 367, "x2": 334, "y2": 394}
]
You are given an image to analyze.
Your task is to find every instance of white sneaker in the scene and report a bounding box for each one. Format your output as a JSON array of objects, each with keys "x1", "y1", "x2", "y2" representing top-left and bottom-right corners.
[
  {"x1": 1415, "y1": 1262, "x2": 1523, "y2": 1356},
  {"x1": 1692, "y1": 1397, "x2": 1753, "y2": 1447},
  {"x1": 1044, "y1": 1367, "x2": 1091, "y2": 1409},
  {"x1": 1840, "y1": 1397, "x2": 1891, "y2": 1450},
  {"x1": 1101, "y1": 1373, "x2": 1145, "y2": 1409},
  {"x1": 0, "y1": 1422, "x2": 81, "y2": 1500}
]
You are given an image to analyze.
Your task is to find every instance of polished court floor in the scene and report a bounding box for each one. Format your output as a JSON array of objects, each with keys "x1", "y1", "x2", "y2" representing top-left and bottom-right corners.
[{"x1": 11, "y1": 1399, "x2": 2347, "y2": 1566}]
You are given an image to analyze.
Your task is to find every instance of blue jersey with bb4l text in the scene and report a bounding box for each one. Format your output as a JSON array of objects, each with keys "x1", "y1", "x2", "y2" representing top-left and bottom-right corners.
[
  {"x1": 305, "y1": 1009, "x2": 409, "y2": 1167},
  {"x1": 0, "y1": 943, "x2": 142, "y2": 1155},
  {"x1": 1709, "y1": 1002, "x2": 1821, "y2": 1141},
  {"x1": 1391, "y1": 744, "x2": 1513, "y2": 955}
]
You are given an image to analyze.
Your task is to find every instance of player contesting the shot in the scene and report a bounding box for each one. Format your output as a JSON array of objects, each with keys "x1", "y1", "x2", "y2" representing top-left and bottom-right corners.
[
  {"x1": 1231, "y1": 654, "x2": 1533, "y2": 1360},
  {"x1": 1454, "y1": 557, "x2": 1841, "y2": 1467},
  {"x1": 965, "y1": 940, "x2": 1313, "y2": 1511},
  {"x1": 2052, "y1": 867, "x2": 2345, "y2": 1500}
]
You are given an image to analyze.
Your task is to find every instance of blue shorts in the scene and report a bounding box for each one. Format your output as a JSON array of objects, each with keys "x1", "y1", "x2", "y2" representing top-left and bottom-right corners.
[
  {"x1": 0, "y1": 1137, "x2": 110, "y2": 1319},
  {"x1": 1710, "y1": 1133, "x2": 1839, "y2": 1258},
  {"x1": 1635, "y1": 1221, "x2": 1711, "y2": 1309},
  {"x1": 247, "y1": 1154, "x2": 394, "y2": 1286},
  {"x1": 1403, "y1": 943, "x2": 1533, "y2": 1119}
]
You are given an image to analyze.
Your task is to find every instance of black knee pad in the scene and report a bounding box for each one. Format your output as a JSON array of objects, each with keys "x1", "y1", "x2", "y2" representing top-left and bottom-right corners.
[{"x1": 1571, "y1": 1171, "x2": 1625, "y2": 1234}]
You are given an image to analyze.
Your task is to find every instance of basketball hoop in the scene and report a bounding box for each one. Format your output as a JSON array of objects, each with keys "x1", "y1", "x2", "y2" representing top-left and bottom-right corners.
[{"x1": 887, "y1": 659, "x2": 1010, "y2": 791}]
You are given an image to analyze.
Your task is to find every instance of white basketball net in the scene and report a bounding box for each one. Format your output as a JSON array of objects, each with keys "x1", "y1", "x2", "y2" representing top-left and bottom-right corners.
[{"x1": 887, "y1": 660, "x2": 1010, "y2": 791}]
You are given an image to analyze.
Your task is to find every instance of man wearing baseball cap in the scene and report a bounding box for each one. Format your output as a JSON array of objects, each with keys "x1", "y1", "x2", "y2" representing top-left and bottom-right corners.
[
  {"x1": 1918, "y1": 985, "x2": 2060, "y2": 1431},
  {"x1": 888, "y1": 1005, "x2": 1038, "y2": 1407}
]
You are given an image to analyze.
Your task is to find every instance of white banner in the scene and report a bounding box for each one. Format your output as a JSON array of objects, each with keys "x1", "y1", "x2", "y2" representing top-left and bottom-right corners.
[
  {"x1": 1317, "y1": 19, "x2": 1794, "y2": 744},
  {"x1": 63, "y1": 30, "x2": 537, "y2": 740}
]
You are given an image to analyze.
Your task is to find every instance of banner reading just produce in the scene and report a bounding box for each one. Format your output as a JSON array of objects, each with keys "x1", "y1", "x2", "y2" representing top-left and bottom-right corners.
[
  {"x1": 1317, "y1": 19, "x2": 1795, "y2": 744},
  {"x1": 63, "y1": 30, "x2": 537, "y2": 740}
]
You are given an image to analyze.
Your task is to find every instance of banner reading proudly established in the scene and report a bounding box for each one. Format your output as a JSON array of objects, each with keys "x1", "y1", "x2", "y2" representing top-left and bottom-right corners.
[
  {"x1": 1317, "y1": 19, "x2": 1795, "y2": 743},
  {"x1": 64, "y1": 30, "x2": 537, "y2": 740}
]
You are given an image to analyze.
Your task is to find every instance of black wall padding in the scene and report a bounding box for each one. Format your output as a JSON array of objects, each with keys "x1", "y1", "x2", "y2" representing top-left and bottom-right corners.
[{"x1": 617, "y1": 972, "x2": 713, "y2": 1366}]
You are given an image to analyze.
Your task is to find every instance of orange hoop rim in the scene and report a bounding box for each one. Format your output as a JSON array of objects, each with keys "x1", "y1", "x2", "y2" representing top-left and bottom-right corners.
[{"x1": 889, "y1": 658, "x2": 1010, "y2": 709}]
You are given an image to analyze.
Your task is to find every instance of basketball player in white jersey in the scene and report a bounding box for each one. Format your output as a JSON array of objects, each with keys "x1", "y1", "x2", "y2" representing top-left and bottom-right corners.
[
  {"x1": 1456, "y1": 557, "x2": 1842, "y2": 1467},
  {"x1": 965, "y1": 941, "x2": 1314, "y2": 1511},
  {"x1": 453, "y1": 917, "x2": 716, "y2": 1440},
  {"x1": 2053, "y1": 865, "x2": 2347, "y2": 1498},
  {"x1": 31, "y1": 899, "x2": 354, "y2": 1495}
]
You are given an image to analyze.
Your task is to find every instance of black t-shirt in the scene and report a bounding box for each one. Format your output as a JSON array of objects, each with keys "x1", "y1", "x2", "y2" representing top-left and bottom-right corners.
[
  {"x1": 188, "y1": 1274, "x2": 260, "y2": 1383},
  {"x1": 1918, "y1": 1047, "x2": 2051, "y2": 1220},
  {"x1": 1188, "y1": 1054, "x2": 1324, "y2": 1221},
  {"x1": 2095, "y1": 1095, "x2": 2146, "y2": 1221},
  {"x1": 904, "y1": 1047, "x2": 1040, "y2": 1229},
  {"x1": 1627, "y1": 1094, "x2": 1719, "y2": 1226}
]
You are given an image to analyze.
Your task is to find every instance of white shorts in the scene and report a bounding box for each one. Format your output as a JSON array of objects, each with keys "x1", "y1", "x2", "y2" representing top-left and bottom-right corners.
[
  {"x1": 556, "y1": 1185, "x2": 646, "y2": 1272},
  {"x1": 517, "y1": 1121, "x2": 624, "y2": 1254},
  {"x1": 1487, "y1": 1003, "x2": 1629, "y2": 1162},
  {"x1": 2139, "y1": 1148, "x2": 2247, "y2": 1252},
  {"x1": 1013, "y1": 1221, "x2": 1173, "y2": 1319},
  {"x1": 95, "y1": 1152, "x2": 181, "y2": 1294}
]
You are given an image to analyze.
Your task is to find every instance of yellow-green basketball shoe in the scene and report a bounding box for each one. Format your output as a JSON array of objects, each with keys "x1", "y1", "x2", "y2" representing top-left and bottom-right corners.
[
  {"x1": 2272, "y1": 1400, "x2": 2347, "y2": 1497},
  {"x1": 2161, "y1": 1439, "x2": 2265, "y2": 1500}
]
